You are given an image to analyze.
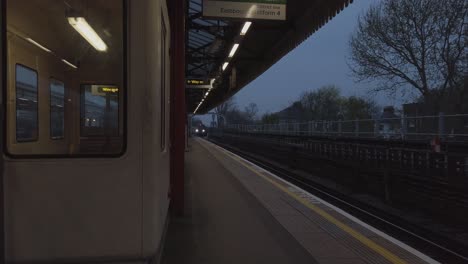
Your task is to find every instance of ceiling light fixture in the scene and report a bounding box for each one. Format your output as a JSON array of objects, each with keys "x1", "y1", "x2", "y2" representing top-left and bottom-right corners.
[
  {"x1": 68, "y1": 17, "x2": 108, "y2": 52},
  {"x1": 61, "y1": 59, "x2": 78, "y2": 69},
  {"x1": 240, "y1": 21, "x2": 252, "y2": 35},
  {"x1": 26, "y1": 38, "x2": 51, "y2": 53},
  {"x1": 222, "y1": 62, "x2": 229, "y2": 71},
  {"x1": 229, "y1": 43, "x2": 240, "y2": 58}
]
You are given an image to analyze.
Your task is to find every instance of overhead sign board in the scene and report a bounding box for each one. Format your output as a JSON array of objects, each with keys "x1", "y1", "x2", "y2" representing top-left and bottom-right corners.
[
  {"x1": 91, "y1": 85, "x2": 119, "y2": 96},
  {"x1": 203, "y1": 0, "x2": 286, "y2": 21},
  {"x1": 186, "y1": 79, "x2": 214, "y2": 89},
  {"x1": 99, "y1": 87, "x2": 119, "y2": 93}
]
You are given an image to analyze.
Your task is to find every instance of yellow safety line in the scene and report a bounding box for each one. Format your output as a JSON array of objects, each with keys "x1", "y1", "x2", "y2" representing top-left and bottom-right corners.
[{"x1": 212, "y1": 143, "x2": 408, "y2": 264}]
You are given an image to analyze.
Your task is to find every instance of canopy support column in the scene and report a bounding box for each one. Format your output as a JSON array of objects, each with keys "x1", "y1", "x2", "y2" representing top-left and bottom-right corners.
[{"x1": 169, "y1": 0, "x2": 186, "y2": 216}]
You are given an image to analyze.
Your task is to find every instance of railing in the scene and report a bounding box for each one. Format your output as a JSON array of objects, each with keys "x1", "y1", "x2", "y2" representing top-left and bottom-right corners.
[
  {"x1": 211, "y1": 133, "x2": 468, "y2": 223},
  {"x1": 213, "y1": 133, "x2": 468, "y2": 179},
  {"x1": 223, "y1": 114, "x2": 468, "y2": 141}
]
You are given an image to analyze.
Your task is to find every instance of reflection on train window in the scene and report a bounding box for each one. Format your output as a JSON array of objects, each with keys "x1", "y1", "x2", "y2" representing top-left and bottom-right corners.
[
  {"x1": 81, "y1": 85, "x2": 119, "y2": 136},
  {"x1": 50, "y1": 79, "x2": 65, "y2": 139},
  {"x1": 16, "y1": 65, "x2": 38, "y2": 142},
  {"x1": 5, "y1": 0, "x2": 125, "y2": 156},
  {"x1": 80, "y1": 85, "x2": 122, "y2": 154}
]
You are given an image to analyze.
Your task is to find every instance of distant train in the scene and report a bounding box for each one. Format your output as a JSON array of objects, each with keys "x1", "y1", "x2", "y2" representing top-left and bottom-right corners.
[
  {"x1": 193, "y1": 124, "x2": 208, "y2": 137},
  {"x1": 2, "y1": 0, "x2": 172, "y2": 263}
]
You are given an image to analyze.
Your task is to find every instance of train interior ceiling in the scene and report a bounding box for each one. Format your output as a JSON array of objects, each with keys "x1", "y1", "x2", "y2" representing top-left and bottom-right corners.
[{"x1": 6, "y1": 0, "x2": 124, "y2": 155}]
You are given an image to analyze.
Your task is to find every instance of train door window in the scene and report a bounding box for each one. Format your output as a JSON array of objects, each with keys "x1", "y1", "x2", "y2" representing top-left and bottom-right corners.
[
  {"x1": 80, "y1": 85, "x2": 121, "y2": 154},
  {"x1": 5, "y1": 0, "x2": 125, "y2": 156},
  {"x1": 50, "y1": 79, "x2": 65, "y2": 139},
  {"x1": 160, "y1": 16, "x2": 167, "y2": 152},
  {"x1": 16, "y1": 65, "x2": 38, "y2": 142},
  {"x1": 81, "y1": 85, "x2": 119, "y2": 136}
]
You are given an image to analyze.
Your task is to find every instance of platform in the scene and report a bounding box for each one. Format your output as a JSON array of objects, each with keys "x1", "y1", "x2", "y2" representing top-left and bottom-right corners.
[{"x1": 161, "y1": 138, "x2": 437, "y2": 264}]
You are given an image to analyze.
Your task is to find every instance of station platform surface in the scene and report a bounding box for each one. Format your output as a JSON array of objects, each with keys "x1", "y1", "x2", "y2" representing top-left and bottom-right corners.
[{"x1": 161, "y1": 138, "x2": 436, "y2": 264}]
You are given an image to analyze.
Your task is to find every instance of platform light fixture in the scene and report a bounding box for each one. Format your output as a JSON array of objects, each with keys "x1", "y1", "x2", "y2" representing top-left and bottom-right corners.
[
  {"x1": 194, "y1": 100, "x2": 203, "y2": 114},
  {"x1": 222, "y1": 62, "x2": 229, "y2": 71},
  {"x1": 229, "y1": 43, "x2": 240, "y2": 58},
  {"x1": 26, "y1": 38, "x2": 51, "y2": 53},
  {"x1": 68, "y1": 17, "x2": 108, "y2": 52},
  {"x1": 61, "y1": 59, "x2": 78, "y2": 69},
  {"x1": 240, "y1": 22, "x2": 252, "y2": 35}
]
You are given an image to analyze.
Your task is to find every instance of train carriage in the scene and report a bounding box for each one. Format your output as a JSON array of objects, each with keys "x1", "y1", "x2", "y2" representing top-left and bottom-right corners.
[{"x1": 1, "y1": 0, "x2": 173, "y2": 263}]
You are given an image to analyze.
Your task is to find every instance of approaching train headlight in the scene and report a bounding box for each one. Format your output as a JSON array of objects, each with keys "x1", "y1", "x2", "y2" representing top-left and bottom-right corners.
[
  {"x1": 202, "y1": 129, "x2": 206, "y2": 133},
  {"x1": 195, "y1": 129, "x2": 199, "y2": 133},
  {"x1": 68, "y1": 17, "x2": 108, "y2": 52}
]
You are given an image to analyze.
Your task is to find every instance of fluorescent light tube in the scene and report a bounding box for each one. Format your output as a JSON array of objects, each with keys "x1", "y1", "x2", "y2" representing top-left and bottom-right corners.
[
  {"x1": 240, "y1": 22, "x2": 252, "y2": 35},
  {"x1": 222, "y1": 62, "x2": 229, "y2": 71},
  {"x1": 26, "y1": 38, "x2": 51, "y2": 53},
  {"x1": 229, "y1": 43, "x2": 240, "y2": 58},
  {"x1": 68, "y1": 17, "x2": 108, "y2": 52},
  {"x1": 62, "y1": 59, "x2": 78, "y2": 69}
]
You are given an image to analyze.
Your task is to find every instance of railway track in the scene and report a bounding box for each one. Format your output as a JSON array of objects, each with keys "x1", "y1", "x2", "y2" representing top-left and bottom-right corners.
[{"x1": 208, "y1": 138, "x2": 468, "y2": 264}]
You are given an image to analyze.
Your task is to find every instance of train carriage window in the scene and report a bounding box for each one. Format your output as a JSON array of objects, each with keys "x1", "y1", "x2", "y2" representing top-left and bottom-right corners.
[
  {"x1": 16, "y1": 65, "x2": 38, "y2": 142},
  {"x1": 5, "y1": 0, "x2": 125, "y2": 156},
  {"x1": 50, "y1": 79, "x2": 65, "y2": 139}
]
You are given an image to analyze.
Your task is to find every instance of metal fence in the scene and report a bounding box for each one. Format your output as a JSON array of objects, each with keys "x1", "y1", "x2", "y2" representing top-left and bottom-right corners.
[{"x1": 223, "y1": 114, "x2": 468, "y2": 141}]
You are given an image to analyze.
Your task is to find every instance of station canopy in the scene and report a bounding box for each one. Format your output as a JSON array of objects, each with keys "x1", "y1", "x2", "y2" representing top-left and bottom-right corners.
[{"x1": 186, "y1": 0, "x2": 354, "y2": 114}]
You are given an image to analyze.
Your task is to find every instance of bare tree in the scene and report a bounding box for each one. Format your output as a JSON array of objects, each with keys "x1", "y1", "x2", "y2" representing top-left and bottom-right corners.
[
  {"x1": 342, "y1": 96, "x2": 380, "y2": 120},
  {"x1": 244, "y1": 103, "x2": 259, "y2": 122},
  {"x1": 261, "y1": 112, "x2": 280, "y2": 124},
  {"x1": 300, "y1": 85, "x2": 342, "y2": 120},
  {"x1": 214, "y1": 97, "x2": 236, "y2": 126},
  {"x1": 215, "y1": 97, "x2": 235, "y2": 115},
  {"x1": 349, "y1": 0, "x2": 467, "y2": 106}
]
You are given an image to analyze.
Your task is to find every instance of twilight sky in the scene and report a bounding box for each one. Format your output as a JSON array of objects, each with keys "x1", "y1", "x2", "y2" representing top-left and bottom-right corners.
[{"x1": 200, "y1": 0, "x2": 414, "y2": 124}]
